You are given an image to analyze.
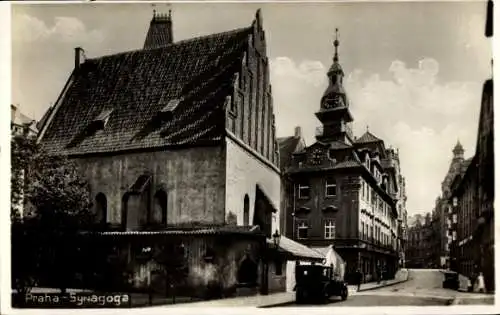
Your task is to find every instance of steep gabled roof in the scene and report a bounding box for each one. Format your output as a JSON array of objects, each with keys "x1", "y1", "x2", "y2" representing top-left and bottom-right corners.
[
  {"x1": 355, "y1": 131, "x2": 382, "y2": 144},
  {"x1": 278, "y1": 136, "x2": 303, "y2": 171},
  {"x1": 39, "y1": 26, "x2": 252, "y2": 155}
]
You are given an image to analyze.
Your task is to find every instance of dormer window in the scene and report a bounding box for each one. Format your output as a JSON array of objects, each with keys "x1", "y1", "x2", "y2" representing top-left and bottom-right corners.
[
  {"x1": 160, "y1": 98, "x2": 182, "y2": 116},
  {"x1": 92, "y1": 108, "x2": 113, "y2": 129}
]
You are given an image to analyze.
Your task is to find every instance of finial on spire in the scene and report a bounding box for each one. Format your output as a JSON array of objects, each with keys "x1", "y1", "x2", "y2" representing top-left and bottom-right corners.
[
  {"x1": 366, "y1": 125, "x2": 369, "y2": 132},
  {"x1": 333, "y1": 28, "x2": 340, "y2": 62}
]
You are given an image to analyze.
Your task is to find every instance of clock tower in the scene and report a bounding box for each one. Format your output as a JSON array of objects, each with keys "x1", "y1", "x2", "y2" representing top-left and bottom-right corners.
[{"x1": 315, "y1": 29, "x2": 354, "y2": 145}]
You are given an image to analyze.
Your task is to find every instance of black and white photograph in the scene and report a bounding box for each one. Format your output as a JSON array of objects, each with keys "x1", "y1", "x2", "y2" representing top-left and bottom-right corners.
[{"x1": 2, "y1": 0, "x2": 496, "y2": 313}]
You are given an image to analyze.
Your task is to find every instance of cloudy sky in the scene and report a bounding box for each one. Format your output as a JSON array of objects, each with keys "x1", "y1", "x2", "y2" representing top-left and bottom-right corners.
[{"x1": 11, "y1": 1, "x2": 491, "y2": 216}]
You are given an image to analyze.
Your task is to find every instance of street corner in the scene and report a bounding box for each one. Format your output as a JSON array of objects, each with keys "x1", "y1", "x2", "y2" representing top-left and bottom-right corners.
[{"x1": 449, "y1": 296, "x2": 495, "y2": 305}]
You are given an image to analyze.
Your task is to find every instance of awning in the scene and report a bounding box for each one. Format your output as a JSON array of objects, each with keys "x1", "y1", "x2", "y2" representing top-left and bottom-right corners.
[
  {"x1": 267, "y1": 235, "x2": 324, "y2": 261},
  {"x1": 313, "y1": 245, "x2": 345, "y2": 265}
]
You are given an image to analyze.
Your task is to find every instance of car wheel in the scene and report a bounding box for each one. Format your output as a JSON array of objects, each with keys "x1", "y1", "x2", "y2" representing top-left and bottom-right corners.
[
  {"x1": 296, "y1": 290, "x2": 305, "y2": 304},
  {"x1": 341, "y1": 288, "x2": 348, "y2": 301}
]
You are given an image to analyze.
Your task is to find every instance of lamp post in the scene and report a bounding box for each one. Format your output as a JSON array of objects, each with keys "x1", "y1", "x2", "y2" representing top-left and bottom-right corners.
[{"x1": 272, "y1": 229, "x2": 281, "y2": 248}]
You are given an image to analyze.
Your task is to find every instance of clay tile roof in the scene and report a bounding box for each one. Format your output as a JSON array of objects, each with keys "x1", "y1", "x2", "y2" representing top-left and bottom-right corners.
[
  {"x1": 278, "y1": 136, "x2": 302, "y2": 170},
  {"x1": 355, "y1": 131, "x2": 382, "y2": 144},
  {"x1": 97, "y1": 225, "x2": 262, "y2": 236},
  {"x1": 40, "y1": 26, "x2": 252, "y2": 155}
]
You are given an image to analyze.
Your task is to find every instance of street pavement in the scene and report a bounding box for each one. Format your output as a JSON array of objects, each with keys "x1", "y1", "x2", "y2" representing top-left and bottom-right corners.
[{"x1": 268, "y1": 269, "x2": 494, "y2": 307}]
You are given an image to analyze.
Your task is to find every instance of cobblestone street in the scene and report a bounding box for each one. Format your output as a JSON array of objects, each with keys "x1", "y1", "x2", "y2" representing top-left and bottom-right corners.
[{"x1": 270, "y1": 269, "x2": 494, "y2": 307}]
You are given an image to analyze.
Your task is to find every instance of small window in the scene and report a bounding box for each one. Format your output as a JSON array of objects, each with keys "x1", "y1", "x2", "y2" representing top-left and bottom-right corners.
[
  {"x1": 161, "y1": 98, "x2": 182, "y2": 114},
  {"x1": 325, "y1": 179, "x2": 337, "y2": 197},
  {"x1": 324, "y1": 219, "x2": 335, "y2": 239},
  {"x1": 298, "y1": 182, "x2": 310, "y2": 199},
  {"x1": 93, "y1": 108, "x2": 113, "y2": 129},
  {"x1": 297, "y1": 221, "x2": 308, "y2": 239},
  {"x1": 275, "y1": 258, "x2": 283, "y2": 276}
]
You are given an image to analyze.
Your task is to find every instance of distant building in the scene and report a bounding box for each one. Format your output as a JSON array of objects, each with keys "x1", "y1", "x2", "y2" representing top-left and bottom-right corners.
[
  {"x1": 406, "y1": 213, "x2": 435, "y2": 268},
  {"x1": 11, "y1": 104, "x2": 38, "y2": 218},
  {"x1": 449, "y1": 0, "x2": 494, "y2": 292},
  {"x1": 37, "y1": 10, "x2": 321, "y2": 297},
  {"x1": 11, "y1": 104, "x2": 38, "y2": 137},
  {"x1": 280, "y1": 30, "x2": 403, "y2": 283},
  {"x1": 432, "y1": 141, "x2": 471, "y2": 268},
  {"x1": 278, "y1": 126, "x2": 306, "y2": 239}
]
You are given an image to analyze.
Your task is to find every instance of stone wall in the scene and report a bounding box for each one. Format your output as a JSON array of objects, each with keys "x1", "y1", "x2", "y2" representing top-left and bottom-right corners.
[
  {"x1": 225, "y1": 137, "x2": 281, "y2": 232},
  {"x1": 129, "y1": 234, "x2": 263, "y2": 298},
  {"x1": 75, "y1": 146, "x2": 226, "y2": 227}
]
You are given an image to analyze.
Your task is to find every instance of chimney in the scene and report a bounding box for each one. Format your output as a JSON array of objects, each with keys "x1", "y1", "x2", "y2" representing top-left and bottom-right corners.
[
  {"x1": 144, "y1": 10, "x2": 174, "y2": 49},
  {"x1": 74, "y1": 47, "x2": 84, "y2": 71},
  {"x1": 11, "y1": 104, "x2": 17, "y2": 122},
  {"x1": 294, "y1": 126, "x2": 302, "y2": 138}
]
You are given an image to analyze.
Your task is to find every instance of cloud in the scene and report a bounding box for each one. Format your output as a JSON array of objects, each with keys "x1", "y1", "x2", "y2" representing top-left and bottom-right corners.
[
  {"x1": 271, "y1": 56, "x2": 482, "y2": 215},
  {"x1": 13, "y1": 14, "x2": 104, "y2": 44}
]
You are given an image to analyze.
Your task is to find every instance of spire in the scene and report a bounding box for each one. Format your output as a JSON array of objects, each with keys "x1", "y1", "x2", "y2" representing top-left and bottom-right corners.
[
  {"x1": 453, "y1": 139, "x2": 464, "y2": 158},
  {"x1": 321, "y1": 27, "x2": 346, "y2": 103},
  {"x1": 144, "y1": 9, "x2": 174, "y2": 49},
  {"x1": 333, "y1": 28, "x2": 340, "y2": 63},
  {"x1": 328, "y1": 28, "x2": 343, "y2": 76},
  {"x1": 315, "y1": 27, "x2": 353, "y2": 144}
]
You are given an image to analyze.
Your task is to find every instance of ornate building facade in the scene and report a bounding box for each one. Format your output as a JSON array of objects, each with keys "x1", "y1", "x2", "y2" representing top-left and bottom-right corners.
[
  {"x1": 449, "y1": 0, "x2": 494, "y2": 292},
  {"x1": 280, "y1": 30, "x2": 405, "y2": 283},
  {"x1": 432, "y1": 141, "x2": 471, "y2": 268}
]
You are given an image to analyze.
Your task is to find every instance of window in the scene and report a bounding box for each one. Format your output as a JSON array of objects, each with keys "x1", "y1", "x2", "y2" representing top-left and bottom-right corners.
[
  {"x1": 95, "y1": 193, "x2": 107, "y2": 224},
  {"x1": 275, "y1": 258, "x2": 283, "y2": 276},
  {"x1": 243, "y1": 194, "x2": 250, "y2": 226},
  {"x1": 324, "y1": 219, "x2": 335, "y2": 239},
  {"x1": 361, "y1": 223, "x2": 365, "y2": 240},
  {"x1": 239, "y1": 92, "x2": 245, "y2": 139},
  {"x1": 452, "y1": 231, "x2": 457, "y2": 241},
  {"x1": 452, "y1": 213, "x2": 457, "y2": 224},
  {"x1": 297, "y1": 221, "x2": 309, "y2": 239},
  {"x1": 298, "y1": 182, "x2": 310, "y2": 199},
  {"x1": 154, "y1": 189, "x2": 168, "y2": 225},
  {"x1": 325, "y1": 179, "x2": 337, "y2": 197}
]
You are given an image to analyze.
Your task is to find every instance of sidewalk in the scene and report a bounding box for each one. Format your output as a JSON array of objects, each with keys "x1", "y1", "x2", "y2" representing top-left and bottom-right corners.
[
  {"x1": 449, "y1": 293, "x2": 495, "y2": 305},
  {"x1": 355, "y1": 268, "x2": 409, "y2": 292},
  {"x1": 154, "y1": 291, "x2": 296, "y2": 308},
  {"x1": 158, "y1": 268, "x2": 410, "y2": 308}
]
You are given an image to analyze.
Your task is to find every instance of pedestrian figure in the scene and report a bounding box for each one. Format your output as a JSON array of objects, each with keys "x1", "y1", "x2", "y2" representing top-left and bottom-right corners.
[
  {"x1": 355, "y1": 269, "x2": 363, "y2": 292},
  {"x1": 376, "y1": 264, "x2": 381, "y2": 284},
  {"x1": 475, "y1": 272, "x2": 486, "y2": 293}
]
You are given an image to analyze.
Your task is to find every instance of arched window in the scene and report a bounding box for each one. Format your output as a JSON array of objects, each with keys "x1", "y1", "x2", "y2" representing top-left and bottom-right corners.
[
  {"x1": 238, "y1": 256, "x2": 257, "y2": 285},
  {"x1": 243, "y1": 194, "x2": 250, "y2": 226},
  {"x1": 95, "y1": 193, "x2": 107, "y2": 224},
  {"x1": 154, "y1": 189, "x2": 168, "y2": 225},
  {"x1": 121, "y1": 194, "x2": 129, "y2": 230}
]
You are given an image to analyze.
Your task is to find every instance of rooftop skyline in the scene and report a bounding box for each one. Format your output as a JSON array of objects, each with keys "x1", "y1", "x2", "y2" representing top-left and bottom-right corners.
[{"x1": 11, "y1": 2, "x2": 492, "y2": 216}]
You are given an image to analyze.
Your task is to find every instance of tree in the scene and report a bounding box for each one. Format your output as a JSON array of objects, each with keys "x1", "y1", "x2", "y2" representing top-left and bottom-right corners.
[{"x1": 11, "y1": 134, "x2": 95, "y2": 295}]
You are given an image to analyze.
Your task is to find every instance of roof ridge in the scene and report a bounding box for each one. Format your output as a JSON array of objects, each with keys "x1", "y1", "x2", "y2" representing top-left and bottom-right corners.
[{"x1": 85, "y1": 26, "x2": 252, "y2": 62}]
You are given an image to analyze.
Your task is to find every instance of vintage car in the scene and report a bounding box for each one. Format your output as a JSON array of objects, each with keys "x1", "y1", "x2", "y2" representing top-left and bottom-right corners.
[
  {"x1": 295, "y1": 264, "x2": 348, "y2": 304},
  {"x1": 442, "y1": 270, "x2": 459, "y2": 290}
]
